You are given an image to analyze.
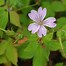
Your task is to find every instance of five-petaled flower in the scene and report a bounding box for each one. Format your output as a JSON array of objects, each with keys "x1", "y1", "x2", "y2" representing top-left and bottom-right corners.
[{"x1": 28, "y1": 7, "x2": 56, "y2": 37}]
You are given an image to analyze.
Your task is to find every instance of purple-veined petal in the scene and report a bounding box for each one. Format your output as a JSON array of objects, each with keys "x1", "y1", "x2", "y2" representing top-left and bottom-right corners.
[
  {"x1": 44, "y1": 17, "x2": 56, "y2": 23},
  {"x1": 28, "y1": 10, "x2": 39, "y2": 22},
  {"x1": 28, "y1": 23, "x2": 40, "y2": 34},
  {"x1": 44, "y1": 17, "x2": 56, "y2": 28},
  {"x1": 38, "y1": 25, "x2": 47, "y2": 37},
  {"x1": 44, "y1": 23, "x2": 56, "y2": 28},
  {"x1": 38, "y1": 7, "x2": 47, "y2": 20}
]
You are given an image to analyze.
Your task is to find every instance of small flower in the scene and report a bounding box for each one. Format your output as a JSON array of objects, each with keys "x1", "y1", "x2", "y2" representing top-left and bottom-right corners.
[{"x1": 28, "y1": 7, "x2": 56, "y2": 37}]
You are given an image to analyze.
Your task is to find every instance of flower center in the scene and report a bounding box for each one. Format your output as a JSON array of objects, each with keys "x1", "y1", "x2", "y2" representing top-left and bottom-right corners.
[{"x1": 38, "y1": 21, "x2": 43, "y2": 25}]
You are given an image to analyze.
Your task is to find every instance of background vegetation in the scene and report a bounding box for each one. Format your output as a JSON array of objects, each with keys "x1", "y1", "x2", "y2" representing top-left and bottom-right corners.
[{"x1": 0, "y1": 0, "x2": 66, "y2": 66}]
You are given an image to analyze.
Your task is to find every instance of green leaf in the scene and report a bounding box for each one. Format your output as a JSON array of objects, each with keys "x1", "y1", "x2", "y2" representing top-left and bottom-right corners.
[
  {"x1": 57, "y1": 30, "x2": 66, "y2": 41},
  {"x1": 57, "y1": 25, "x2": 66, "y2": 57},
  {"x1": 0, "y1": 8, "x2": 8, "y2": 37},
  {"x1": 6, "y1": 39, "x2": 18, "y2": 65},
  {"x1": 33, "y1": 44, "x2": 49, "y2": 66},
  {"x1": 0, "y1": 0, "x2": 4, "y2": 5},
  {"x1": 18, "y1": 41, "x2": 28, "y2": 53},
  {"x1": 20, "y1": 14, "x2": 30, "y2": 26},
  {"x1": 45, "y1": 40, "x2": 61, "y2": 51},
  {"x1": 0, "y1": 40, "x2": 8, "y2": 55},
  {"x1": 43, "y1": 32, "x2": 53, "y2": 42},
  {"x1": 55, "y1": 63, "x2": 63, "y2": 66},
  {"x1": 6, "y1": 30, "x2": 15, "y2": 36},
  {"x1": 43, "y1": 32, "x2": 61, "y2": 51},
  {"x1": 22, "y1": 7, "x2": 32, "y2": 15},
  {"x1": 18, "y1": 41, "x2": 38, "y2": 59},
  {"x1": 28, "y1": 34, "x2": 38, "y2": 42},
  {"x1": 57, "y1": 24, "x2": 66, "y2": 41},
  {"x1": 0, "y1": 11, "x2": 8, "y2": 29},
  {"x1": 41, "y1": 2, "x2": 55, "y2": 17},
  {"x1": 61, "y1": 41, "x2": 66, "y2": 58},
  {"x1": 7, "y1": 0, "x2": 21, "y2": 7},
  {"x1": 55, "y1": 17, "x2": 66, "y2": 31},
  {"x1": 51, "y1": 1, "x2": 65, "y2": 12},
  {"x1": 22, "y1": 26, "x2": 30, "y2": 37},
  {"x1": 21, "y1": 0, "x2": 30, "y2": 6},
  {"x1": 10, "y1": 11, "x2": 21, "y2": 27},
  {"x1": 62, "y1": 0, "x2": 66, "y2": 7},
  {"x1": 0, "y1": 55, "x2": 8, "y2": 64}
]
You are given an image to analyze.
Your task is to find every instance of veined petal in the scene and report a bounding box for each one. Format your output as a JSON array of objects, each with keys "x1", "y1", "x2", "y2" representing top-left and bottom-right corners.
[
  {"x1": 28, "y1": 10, "x2": 39, "y2": 22},
  {"x1": 44, "y1": 23, "x2": 56, "y2": 28},
  {"x1": 44, "y1": 17, "x2": 56, "y2": 28},
  {"x1": 28, "y1": 23, "x2": 40, "y2": 34},
  {"x1": 44, "y1": 17, "x2": 56, "y2": 23},
  {"x1": 38, "y1": 7, "x2": 47, "y2": 20},
  {"x1": 38, "y1": 26, "x2": 47, "y2": 37}
]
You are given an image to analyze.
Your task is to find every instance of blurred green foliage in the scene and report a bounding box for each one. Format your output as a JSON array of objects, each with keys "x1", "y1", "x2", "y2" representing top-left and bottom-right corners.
[{"x1": 0, "y1": 0, "x2": 66, "y2": 66}]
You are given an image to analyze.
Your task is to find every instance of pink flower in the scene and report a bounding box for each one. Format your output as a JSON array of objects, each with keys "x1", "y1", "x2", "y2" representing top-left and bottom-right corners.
[{"x1": 28, "y1": 7, "x2": 56, "y2": 37}]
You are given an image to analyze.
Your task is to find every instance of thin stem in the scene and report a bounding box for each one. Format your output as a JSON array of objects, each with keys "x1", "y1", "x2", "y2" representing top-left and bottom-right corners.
[
  {"x1": 38, "y1": 37, "x2": 46, "y2": 48},
  {"x1": 59, "y1": 37, "x2": 63, "y2": 50},
  {"x1": 7, "y1": 10, "x2": 11, "y2": 30},
  {"x1": 59, "y1": 37, "x2": 65, "y2": 56},
  {"x1": 7, "y1": 0, "x2": 11, "y2": 30},
  {"x1": 15, "y1": 1, "x2": 39, "y2": 11},
  {"x1": 0, "y1": 28, "x2": 7, "y2": 33}
]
